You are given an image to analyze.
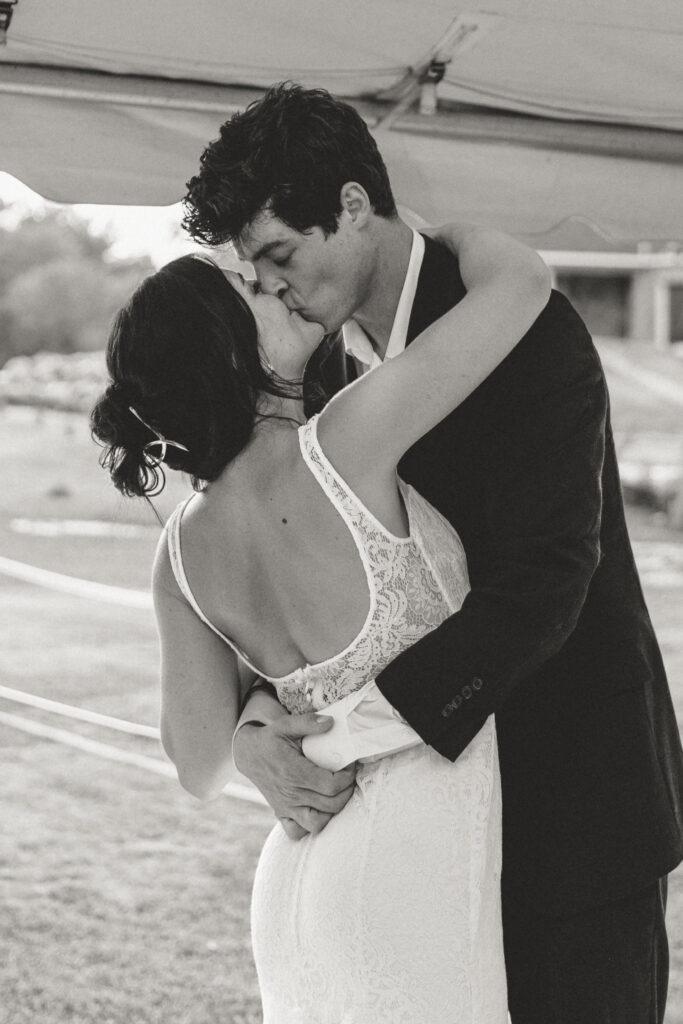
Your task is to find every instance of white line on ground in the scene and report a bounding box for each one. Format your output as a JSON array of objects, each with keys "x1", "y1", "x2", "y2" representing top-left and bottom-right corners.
[
  {"x1": 0, "y1": 555, "x2": 153, "y2": 608},
  {"x1": 0, "y1": 709, "x2": 268, "y2": 807},
  {"x1": 10, "y1": 518, "x2": 153, "y2": 538},
  {"x1": 0, "y1": 684, "x2": 160, "y2": 738}
]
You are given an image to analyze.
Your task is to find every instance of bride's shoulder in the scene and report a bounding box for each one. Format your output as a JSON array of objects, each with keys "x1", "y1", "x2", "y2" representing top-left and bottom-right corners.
[{"x1": 153, "y1": 492, "x2": 204, "y2": 593}]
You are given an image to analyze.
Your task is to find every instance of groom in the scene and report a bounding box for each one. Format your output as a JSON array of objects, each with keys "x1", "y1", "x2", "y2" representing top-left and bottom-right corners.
[{"x1": 183, "y1": 84, "x2": 683, "y2": 1023}]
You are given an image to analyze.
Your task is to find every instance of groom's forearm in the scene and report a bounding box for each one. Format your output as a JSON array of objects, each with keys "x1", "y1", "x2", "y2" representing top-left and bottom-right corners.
[
  {"x1": 377, "y1": 314, "x2": 607, "y2": 760},
  {"x1": 375, "y1": 543, "x2": 599, "y2": 761}
]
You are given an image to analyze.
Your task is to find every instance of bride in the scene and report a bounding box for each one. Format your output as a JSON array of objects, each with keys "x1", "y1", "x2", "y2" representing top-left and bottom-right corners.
[{"x1": 91, "y1": 222, "x2": 549, "y2": 1023}]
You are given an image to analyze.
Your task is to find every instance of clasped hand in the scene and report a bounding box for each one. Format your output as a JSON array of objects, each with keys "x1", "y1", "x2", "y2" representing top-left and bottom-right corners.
[{"x1": 233, "y1": 712, "x2": 357, "y2": 839}]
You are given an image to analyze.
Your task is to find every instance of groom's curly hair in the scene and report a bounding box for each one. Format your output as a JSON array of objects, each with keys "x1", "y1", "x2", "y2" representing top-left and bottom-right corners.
[{"x1": 182, "y1": 82, "x2": 397, "y2": 246}]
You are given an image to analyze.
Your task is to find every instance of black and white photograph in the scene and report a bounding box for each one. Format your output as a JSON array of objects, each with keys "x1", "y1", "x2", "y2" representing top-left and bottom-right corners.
[{"x1": 1, "y1": 2, "x2": 683, "y2": 1022}]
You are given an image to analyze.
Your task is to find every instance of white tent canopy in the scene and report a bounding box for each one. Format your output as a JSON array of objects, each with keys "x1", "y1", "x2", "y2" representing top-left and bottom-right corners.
[{"x1": 1, "y1": 0, "x2": 682, "y2": 249}]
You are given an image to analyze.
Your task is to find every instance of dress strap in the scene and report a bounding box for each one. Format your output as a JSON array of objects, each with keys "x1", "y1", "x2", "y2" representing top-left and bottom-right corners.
[
  {"x1": 298, "y1": 415, "x2": 411, "y2": 545},
  {"x1": 165, "y1": 497, "x2": 261, "y2": 673}
]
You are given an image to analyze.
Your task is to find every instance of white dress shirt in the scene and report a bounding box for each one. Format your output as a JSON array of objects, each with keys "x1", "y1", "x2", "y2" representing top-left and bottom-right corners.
[{"x1": 342, "y1": 229, "x2": 425, "y2": 373}]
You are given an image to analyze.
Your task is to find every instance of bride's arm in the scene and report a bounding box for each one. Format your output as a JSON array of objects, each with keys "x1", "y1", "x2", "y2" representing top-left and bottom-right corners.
[
  {"x1": 422, "y1": 220, "x2": 490, "y2": 256},
  {"x1": 317, "y1": 225, "x2": 550, "y2": 483},
  {"x1": 153, "y1": 538, "x2": 245, "y2": 800}
]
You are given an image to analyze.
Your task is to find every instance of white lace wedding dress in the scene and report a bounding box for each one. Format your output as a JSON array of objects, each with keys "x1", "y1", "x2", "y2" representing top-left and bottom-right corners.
[{"x1": 167, "y1": 415, "x2": 506, "y2": 1024}]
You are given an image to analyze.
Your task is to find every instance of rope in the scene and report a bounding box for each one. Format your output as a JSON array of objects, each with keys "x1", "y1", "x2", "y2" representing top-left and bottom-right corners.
[
  {"x1": 0, "y1": 555, "x2": 153, "y2": 608},
  {"x1": 0, "y1": 684, "x2": 159, "y2": 737},
  {"x1": 0, "y1": 709, "x2": 268, "y2": 807}
]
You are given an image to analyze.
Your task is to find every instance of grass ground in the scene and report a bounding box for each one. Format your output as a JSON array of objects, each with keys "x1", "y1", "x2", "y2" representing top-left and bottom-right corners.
[
  {"x1": 1, "y1": 371, "x2": 683, "y2": 1023},
  {"x1": 1, "y1": 708, "x2": 272, "y2": 1024}
]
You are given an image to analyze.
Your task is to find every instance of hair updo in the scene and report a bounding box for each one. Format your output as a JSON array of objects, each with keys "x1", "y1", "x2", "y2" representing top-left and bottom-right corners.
[{"x1": 91, "y1": 254, "x2": 297, "y2": 497}]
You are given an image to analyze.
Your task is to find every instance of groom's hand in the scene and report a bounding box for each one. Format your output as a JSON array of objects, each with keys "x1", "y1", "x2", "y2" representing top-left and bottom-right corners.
[{"x1": 233, "y1": 713, "x2": 357, "y2": 839}]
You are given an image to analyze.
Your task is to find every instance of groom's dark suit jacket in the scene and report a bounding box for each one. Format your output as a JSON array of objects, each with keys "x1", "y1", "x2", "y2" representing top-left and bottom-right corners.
[{"x1": 304, "y1": 234, "x2": 683, "y2": 916}]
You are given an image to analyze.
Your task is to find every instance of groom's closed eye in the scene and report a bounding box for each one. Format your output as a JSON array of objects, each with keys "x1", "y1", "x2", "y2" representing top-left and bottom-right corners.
[{"x1": 271, "y1": 252, "x2": 293, "y2": 268}]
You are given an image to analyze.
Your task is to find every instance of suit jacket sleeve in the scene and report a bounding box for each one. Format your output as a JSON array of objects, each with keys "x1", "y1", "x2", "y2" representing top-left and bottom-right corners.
[{"x1": 375, "y1": 293, "x2": 608, "y2": 761}]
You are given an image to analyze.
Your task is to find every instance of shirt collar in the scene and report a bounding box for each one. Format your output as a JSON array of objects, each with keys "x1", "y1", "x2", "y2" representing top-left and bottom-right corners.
[{"x1": 342, "y1": 229, "x2": 425, "y2": 368}]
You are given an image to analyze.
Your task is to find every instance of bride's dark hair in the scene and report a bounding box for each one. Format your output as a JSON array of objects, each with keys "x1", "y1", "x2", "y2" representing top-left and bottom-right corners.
[{"x1": 91, "y1": 254, "x2": 299, "y2": 497}]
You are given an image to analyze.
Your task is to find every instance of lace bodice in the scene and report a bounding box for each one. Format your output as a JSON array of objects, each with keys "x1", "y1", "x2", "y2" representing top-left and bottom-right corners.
[{"x1": 166, "y1": 415, "x2": 470, "y2": 713}]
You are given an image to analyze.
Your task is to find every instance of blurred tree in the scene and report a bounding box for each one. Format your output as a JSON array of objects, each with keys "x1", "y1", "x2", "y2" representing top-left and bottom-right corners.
[
  {"x1": 1, "y1": 259, "x2": 149, "y2": 357},
  {"x1": 0, "y1": 210, "x2": 153, "y2": 364},
  {"x1": 0, "y1": 209, "x2": 111, "y2": 288}
]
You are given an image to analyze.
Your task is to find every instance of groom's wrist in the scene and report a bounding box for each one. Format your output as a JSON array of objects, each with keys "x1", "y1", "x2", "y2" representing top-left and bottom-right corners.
[
  {"x1": 232, "y1": 686, "x2": 287, "y2": 764},
  {"x1": 238, "y1": 679, "x2": 278, "y2": 716},
  {"x1": 232, "y1": 720, "x2": 266, "y2": 776}
]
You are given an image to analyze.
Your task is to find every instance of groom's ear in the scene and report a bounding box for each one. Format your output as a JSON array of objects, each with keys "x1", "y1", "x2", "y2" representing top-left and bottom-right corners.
[{"x1": 339, "y1": 182, "x2": 372, "y2": 229}]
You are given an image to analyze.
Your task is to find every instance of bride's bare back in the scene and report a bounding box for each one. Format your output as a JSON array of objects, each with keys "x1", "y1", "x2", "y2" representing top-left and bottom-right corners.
[{"x1": 175, "y1": 422, "x2": 409, "y2": 680}]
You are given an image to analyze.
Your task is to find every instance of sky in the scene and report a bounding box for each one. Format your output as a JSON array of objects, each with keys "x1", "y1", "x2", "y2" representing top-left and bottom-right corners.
[{"x1": 0, "y1": 171, "x2": 224, "y2": 269}]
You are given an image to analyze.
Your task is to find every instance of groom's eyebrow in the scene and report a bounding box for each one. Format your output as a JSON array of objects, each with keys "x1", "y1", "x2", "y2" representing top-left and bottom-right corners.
[{"x1": 248, "y1": 240, "x2": 288, "y2": 263}]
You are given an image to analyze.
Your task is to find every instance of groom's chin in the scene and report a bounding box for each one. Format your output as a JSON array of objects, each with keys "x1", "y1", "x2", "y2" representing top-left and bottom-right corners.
[
  {"x1": 298, "y1": 313, "x2": 331, "y2": 337},
  {"x1": 310, "y1": 314, "x2": 344, "y2": 335}
]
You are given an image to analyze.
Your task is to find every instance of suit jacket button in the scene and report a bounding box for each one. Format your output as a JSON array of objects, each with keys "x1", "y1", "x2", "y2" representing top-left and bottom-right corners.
[
  {"x1": 462, "y1": 685, "x2": 472, "y2": 699},
  {"x1": 472, "y1": 677, "x2": 483, "y2": 690},
  {"x1": 441, "y1": 705, "x2": 453, "y2": 718},
  {"x1": 453, "y1": 694, "x2": 463, "y2": 709}
]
